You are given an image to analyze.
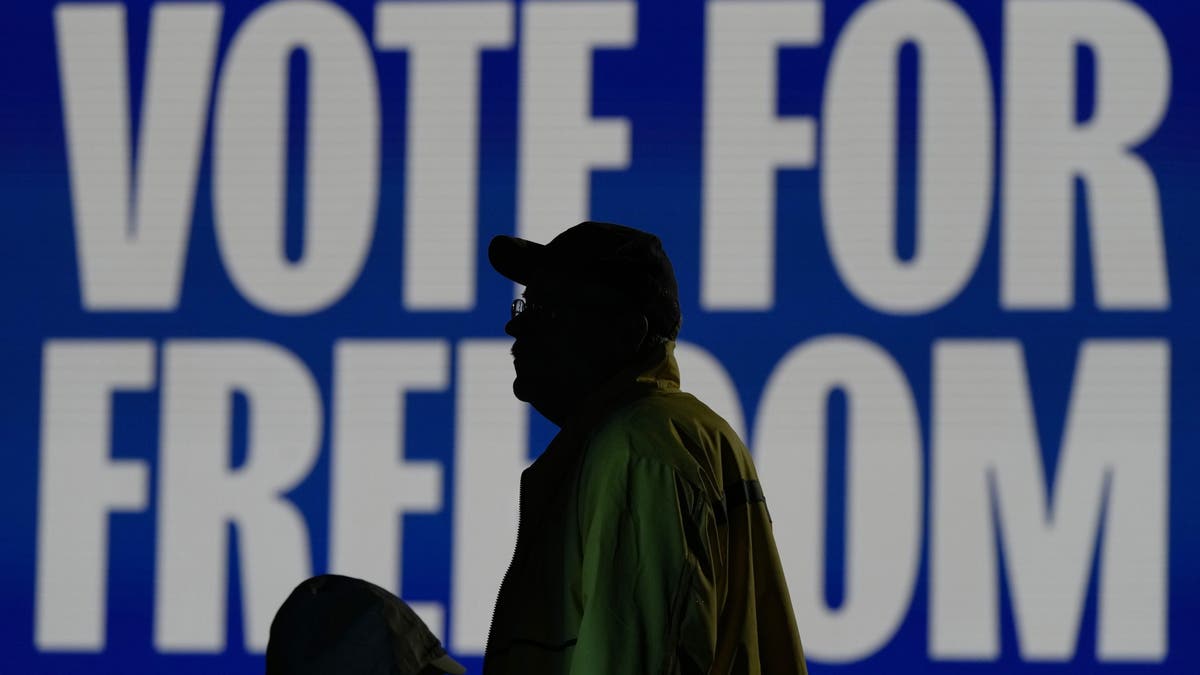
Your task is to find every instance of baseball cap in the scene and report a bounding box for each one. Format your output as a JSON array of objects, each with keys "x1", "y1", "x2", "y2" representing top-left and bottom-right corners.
[
  {"x1": 488, "y1": 221, "x2": 681, "y2": 340},
  {"x1": 266, "y1": 575, "x2": 466, "y2": 675}
]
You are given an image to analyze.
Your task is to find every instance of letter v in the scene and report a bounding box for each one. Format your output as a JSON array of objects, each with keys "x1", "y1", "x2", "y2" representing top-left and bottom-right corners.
[{"x1": 55, "y1": 3, "x2": 221, "y2": 310}]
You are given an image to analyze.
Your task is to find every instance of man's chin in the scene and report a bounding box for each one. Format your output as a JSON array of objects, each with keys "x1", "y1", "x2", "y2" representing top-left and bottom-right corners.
[
  {"x1": 511, "y1": 375, "x2": 543, "y2": 404},
  {"x1": 512, "y1": 376, "x2": 563, "y2": 421},
  {"x1": 512, "y1": 377, "x2": 532, "y2": 403}
]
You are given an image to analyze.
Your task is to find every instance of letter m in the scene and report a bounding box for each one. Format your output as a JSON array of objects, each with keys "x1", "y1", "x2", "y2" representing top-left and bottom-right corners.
[{"x1": 931, "y1": 340, "x2": 1168, "y2": 661}]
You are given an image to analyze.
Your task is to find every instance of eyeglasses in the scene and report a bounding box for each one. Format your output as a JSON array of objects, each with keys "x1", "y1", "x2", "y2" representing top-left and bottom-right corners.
[
  {"x1": 510, "y1": 296, "x2": 630, "y2": 321},
  {"x1": 510, "y1": 297, "x2": 558, "y2": 321}
]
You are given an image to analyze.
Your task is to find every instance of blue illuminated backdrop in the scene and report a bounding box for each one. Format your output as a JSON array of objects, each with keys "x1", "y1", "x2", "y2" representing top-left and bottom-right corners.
[{"x1": 1, "y1": 0, "x2": 1197, "y2": 673}]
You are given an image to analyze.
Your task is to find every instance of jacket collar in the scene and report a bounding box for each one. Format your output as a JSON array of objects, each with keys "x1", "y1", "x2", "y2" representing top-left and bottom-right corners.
[
  {"x1": 525, "y1": 342, "x2": 681, "y2": 482},
  {"x1": 561, "y1": 340, "x2": 680, "y2": 435}
]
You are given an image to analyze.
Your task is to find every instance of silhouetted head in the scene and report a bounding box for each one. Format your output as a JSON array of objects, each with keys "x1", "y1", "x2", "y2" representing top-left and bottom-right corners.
[
  {"x1": 489, "y1": 221, "x2": 681, "y2": 426},
  {"x1": 266, "y1": 574, "x2": 465, "y2": 675}
]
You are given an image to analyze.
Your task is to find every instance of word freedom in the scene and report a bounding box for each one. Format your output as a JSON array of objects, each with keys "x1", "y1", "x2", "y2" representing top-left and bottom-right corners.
[
  {"x1": 39, "y1": 0, "x2": 1171, "y2": 667},
  {"x1": 38, "y1": 339, "x2": 1168, "y2": 662}
]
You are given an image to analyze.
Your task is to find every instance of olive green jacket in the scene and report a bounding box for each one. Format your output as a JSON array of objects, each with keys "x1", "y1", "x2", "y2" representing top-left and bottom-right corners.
[{"x1": 482, "y1": 343, "x2": 807, "y2": 675}]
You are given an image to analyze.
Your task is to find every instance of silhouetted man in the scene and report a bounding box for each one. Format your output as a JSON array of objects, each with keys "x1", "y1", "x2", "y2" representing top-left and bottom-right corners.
[{"x1": 483, "y1": 222, "x2": 807, "y2": 674}]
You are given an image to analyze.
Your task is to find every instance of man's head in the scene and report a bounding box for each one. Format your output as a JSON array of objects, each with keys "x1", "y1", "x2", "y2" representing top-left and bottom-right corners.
[
  {"x1": 488, "y1": 222, "x2": 681, "y2": 425},
  {"x1": 266, "y1": 575, "x2": 466, "y2": 675}
]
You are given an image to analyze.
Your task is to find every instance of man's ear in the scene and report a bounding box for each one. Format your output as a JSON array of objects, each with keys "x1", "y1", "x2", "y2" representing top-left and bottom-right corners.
[{"x1": 626, "y1": 312, "x2": 650, "y2": 353}]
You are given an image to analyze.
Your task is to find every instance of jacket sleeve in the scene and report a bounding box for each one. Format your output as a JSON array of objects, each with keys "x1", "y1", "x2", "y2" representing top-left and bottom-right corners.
[{"x1": 569, "y1": 431, "x2": 721, "y2": 675}]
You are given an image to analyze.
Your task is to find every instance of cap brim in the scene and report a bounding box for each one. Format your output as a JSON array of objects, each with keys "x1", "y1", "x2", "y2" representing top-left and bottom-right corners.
[
  {"x1": 488, "y1": 235, "x2": 544, "y2": 285},
  {"x1": 429, "y1": 651, "x2": 467, "y2": 675}
]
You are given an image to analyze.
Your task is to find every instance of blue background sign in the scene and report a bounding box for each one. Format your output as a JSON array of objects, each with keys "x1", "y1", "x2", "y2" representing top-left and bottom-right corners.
[{"x1": 2, "y1": 0, "x2": 1197, "y2": 672}]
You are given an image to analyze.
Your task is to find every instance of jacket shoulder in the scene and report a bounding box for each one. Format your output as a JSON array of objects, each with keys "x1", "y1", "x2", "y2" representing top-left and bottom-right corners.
[{"x1": 584, "y1": 390, "x2": 749, "y2": 492}]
